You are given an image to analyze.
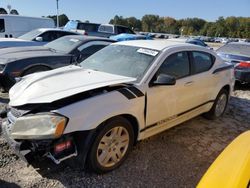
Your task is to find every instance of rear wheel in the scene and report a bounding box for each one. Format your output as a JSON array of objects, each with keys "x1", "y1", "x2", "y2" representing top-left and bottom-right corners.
[
  {"x1": 87, "y1": 117, "x2": 134, "y2": 173},
  {"x1": 204, "y1": 89, "x2": 229, "y2": 120},
  {"x1": 22, "y1": 66, "x2": 50, "y2": 76}
]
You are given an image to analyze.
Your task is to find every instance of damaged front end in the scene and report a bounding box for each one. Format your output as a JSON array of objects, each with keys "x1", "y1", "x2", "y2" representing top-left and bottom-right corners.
[{"x1": 2, "y1": 107, "x2": 78, "y2": 165}]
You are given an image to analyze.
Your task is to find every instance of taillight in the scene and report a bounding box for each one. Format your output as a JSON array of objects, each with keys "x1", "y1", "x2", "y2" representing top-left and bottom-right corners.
[
  {"x1": 84, "y1": 32, "x2": 88, "y2": 36},
  {"x1": 236, "y1": 62, "x2": 250, "y2": 68}
]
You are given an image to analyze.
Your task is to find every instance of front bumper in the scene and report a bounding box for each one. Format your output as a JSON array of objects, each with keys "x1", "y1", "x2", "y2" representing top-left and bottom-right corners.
[
  {"x1": 235, "y1": 69, "x2": 250, "y2": 83},
  {"x1": 2, "y1": 119, "x2": 78, "y2": 165},
  {"x1": 2, "y1": 120, "x2": 29, "y2": 163}
]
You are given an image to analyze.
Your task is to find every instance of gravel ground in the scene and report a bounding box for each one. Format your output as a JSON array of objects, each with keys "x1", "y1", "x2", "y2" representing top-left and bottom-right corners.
[{"x1": 0, "y1": 84, "x2": 249, "y2": 188}]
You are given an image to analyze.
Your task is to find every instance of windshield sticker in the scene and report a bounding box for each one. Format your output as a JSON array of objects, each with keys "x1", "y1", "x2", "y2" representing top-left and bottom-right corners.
[
  {"x1": 137, "y1": 48, "x2": 158, "y2": 56},
  {"x1": 70, "y1": 39, "x2": 80, "y2": 43}
]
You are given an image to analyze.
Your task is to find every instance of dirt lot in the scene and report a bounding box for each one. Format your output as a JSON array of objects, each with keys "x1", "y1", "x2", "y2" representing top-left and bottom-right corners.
[{"x1": 0, "y1": 83, "x2": 249, "y2": 188}]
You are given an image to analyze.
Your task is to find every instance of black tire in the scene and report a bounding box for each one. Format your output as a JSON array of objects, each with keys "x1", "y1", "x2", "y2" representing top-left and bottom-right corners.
[
  {"x1": 86, "y1": 117, "x2": 134, "y2": 174},
  {"x1": 203, "y1": 89, "x2": 229, "y2": 120},
  {"x1": 22, "y1": 66, "x2": 50, "y2": 76}
]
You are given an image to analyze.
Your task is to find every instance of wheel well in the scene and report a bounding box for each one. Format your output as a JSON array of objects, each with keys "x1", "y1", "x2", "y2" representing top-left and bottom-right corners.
[
  {"x1": 121, "y1": 114, "x2": 139, "y2": 144},
  {"x1": 21, "y1": 65, "x2": 51, "y2": 76},
  {"x1": 221, "y1": 85, "x2": 230, "y2": 94}
]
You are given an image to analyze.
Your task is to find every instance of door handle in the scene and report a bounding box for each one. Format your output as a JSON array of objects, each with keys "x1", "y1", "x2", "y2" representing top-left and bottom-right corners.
[{"x1": 184, "y1": 81, "x2": 194, "y2": 86}]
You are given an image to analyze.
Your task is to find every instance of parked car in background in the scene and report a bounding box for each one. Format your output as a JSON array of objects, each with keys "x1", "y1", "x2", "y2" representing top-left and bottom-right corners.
[
  {"x1": 214, "y1": 38, "x2": 222, "y2": 43},
  {"x1": 64, "y1": 20, "x2": 100, "y2": 35},
  {"x1": 168, "y1": 38, "x2": 212, "y2": 49},
  {"x1": 2, "y1": 40, "x2": 234, "y2": 173},
  {"x1": 110, "y1": 33, "x2": 151, "y2": 41},
  {"x1": 186, "y1": 38, "x2": 213, "y2": 49},
  {"x1": 221, "y1": 38, "x2": 229, "y2": 44},
  {"x1": 64, "y1": 21, "x2": 135, "y2": 38},
  {"x1": 197, "y1": 131, "x2": 250, "y2": 188},
  {"x1": 0, "y1": 35, "x2": 115, "y2": 92},
  {"x1": 96, "y1": 24, "x2": 135, "y2": 38},
  {"x1": 0, "y1": 15, "x2": 55, "y2": 38},
  {"x1": 0, "y1": 28, "x2": 79, "y2": 49},
  {"x1": 217, "y1": 42, "x2": 250, "y2": 83}
]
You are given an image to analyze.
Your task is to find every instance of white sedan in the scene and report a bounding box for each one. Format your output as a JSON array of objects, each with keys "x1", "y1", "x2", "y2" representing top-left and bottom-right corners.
[{"x1": 2, "y1": 40, "x2": 234, "y2": 173}]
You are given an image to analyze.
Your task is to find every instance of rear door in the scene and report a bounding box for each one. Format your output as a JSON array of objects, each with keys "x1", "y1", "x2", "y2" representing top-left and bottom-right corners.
[{"x1": 189, "y1": 51, "x2": 216, "y2": 102}]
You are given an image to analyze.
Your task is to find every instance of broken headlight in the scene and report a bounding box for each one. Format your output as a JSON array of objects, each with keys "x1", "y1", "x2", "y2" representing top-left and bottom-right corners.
[{"x1": 11, "y1": 113, "x2": 67, "y2": 140}]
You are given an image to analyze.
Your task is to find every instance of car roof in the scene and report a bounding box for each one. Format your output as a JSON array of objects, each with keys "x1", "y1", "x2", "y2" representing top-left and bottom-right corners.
[
  {"x1": 61, "y1": 35, "x2": 116, "y2": 42},
  {"x1": 36, "y1": 28, "x2": 76, "y2": 33},
  {"x1": 113, "y1": 39, "x2": 196, "y2": 51}
]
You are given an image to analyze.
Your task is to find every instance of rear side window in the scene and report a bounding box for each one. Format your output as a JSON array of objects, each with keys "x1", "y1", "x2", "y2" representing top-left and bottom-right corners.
[
  {"x1": 56, "y1": 31, "x2": 77, "y2": 38},
  {"x1": 77, "y1": 23, "x2": 99, "y2": 32},
  {"x1": 39, "y1": 31, "x2": 57, "y2": 42},
  {"x1": 192, "y1": 52, "x2": 214, "y2": 74},
  {"x1": 98, "y1": 25, "x2": 114, "y2": 33},
  {"x1": 0, "y1": 19, "x2": 5, "y2": 33},
  {"x1": 80, "y1": 45, "x2": 107, "y2": 61},
  {"x1": 40, "y1": 31, "x2": 73, "y2": 42},
  {"x1": 117, "y1": 26, "x2": 134, "y2": 34},
  {"x1": 157, "y1": 52, "x2": 190, "y2": 79}
]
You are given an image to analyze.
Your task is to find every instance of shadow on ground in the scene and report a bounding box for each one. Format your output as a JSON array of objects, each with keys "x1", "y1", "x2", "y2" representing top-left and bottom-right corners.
[{"x1": 0, "y1": 180, "x2": 20, "y2": 188}]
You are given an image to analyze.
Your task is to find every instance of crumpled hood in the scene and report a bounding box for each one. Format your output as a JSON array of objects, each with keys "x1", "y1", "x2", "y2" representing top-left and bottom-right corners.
[{"x1": 9, "y1": 65, "x2": 136, "y2": 106}]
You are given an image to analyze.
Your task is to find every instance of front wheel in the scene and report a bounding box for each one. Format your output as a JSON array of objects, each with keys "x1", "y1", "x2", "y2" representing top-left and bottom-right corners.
[
  {"x1": 87, "y1": 117, "x2": 134, "y2": 173},
  {"x1": 204, "y1": 89, "x2": 229, "y2": 120}
]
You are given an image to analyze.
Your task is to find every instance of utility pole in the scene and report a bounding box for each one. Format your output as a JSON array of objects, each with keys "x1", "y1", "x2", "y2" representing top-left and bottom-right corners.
[
  {"x1": 56, "y1": 0, "x2": 59, "y2": 27},
  {"x1": 7, "y1": 4, "x2": 11, "y2": 14}
]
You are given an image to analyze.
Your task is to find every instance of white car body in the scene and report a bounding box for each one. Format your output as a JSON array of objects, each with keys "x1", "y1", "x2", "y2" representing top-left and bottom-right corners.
[
  {"x1": 3, "y1": 40, "x2": 234, "y2": 169},
  {"x1": 0, "y1": 15, "x2": 55, "y2": 38},
  {"x1": 0, "y1": 28, "x2": 77, "y2": 49}
]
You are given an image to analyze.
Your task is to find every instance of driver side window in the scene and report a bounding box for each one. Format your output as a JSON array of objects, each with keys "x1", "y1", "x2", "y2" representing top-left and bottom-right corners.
[{"x1": 157, "y1": 51, "x2": 190, "y2": 79}]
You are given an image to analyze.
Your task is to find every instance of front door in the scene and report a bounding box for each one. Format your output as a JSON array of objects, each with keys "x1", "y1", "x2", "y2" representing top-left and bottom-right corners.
[{"x1": 146, "y1": 51, "x2": 194, "y2": 127}]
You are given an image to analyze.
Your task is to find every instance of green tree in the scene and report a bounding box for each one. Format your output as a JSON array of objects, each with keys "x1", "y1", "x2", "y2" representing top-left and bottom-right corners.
[
  {"x1": 10, "y1": 9, "x2": 19, "y2": 15},
  {"x1": 108, "y1": 15, "x2": 250, "y2": 38},
  {"x1": 163, "y1": 17, "x2": 178, "y2": 34},
  {"x1": 126, "y1": 17, "x2": 142, "y2": 31},
  {"x1": 141, "y1": 14, "x2": 160, "y2": 32},
  {"x1": 47, "y1": 14, "x2": 69, "y2": 27},
  {"x1": 0, "y1": 8, "x2": 7, "y2": 14}
]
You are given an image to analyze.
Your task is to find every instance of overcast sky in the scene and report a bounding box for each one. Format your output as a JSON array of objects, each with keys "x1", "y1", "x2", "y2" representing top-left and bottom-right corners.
[{"x1": 1, "y1": 0, "x2": 249, "y2": 23}]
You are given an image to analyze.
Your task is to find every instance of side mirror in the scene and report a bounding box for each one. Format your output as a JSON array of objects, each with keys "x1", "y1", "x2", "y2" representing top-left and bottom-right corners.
[
  {"x1": 35, "y1": 37, "x2": 43, "y2": 42},
  {"x1": 153, "y1": 74, "x2": 176, "y2": 86}
]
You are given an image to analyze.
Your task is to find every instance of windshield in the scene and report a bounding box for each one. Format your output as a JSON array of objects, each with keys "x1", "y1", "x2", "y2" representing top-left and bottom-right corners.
[
  {"x1": 80, "y1": 45, "x2": 158, "y2": 80},
  {"x1": 45, "y1": 36, "x2": 82, "y2": 53},
  {"x1": 217, "y1": 43, "x2": 250, "y2": 57},
  {"x1": 64, "y1": 20, "x2": 78, "y2": 31},
  {"x1": 18, "y1": 29, "x2": 43, "y2": 40}
]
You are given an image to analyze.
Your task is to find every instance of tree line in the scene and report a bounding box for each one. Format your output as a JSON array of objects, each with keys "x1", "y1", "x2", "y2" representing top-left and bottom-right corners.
[
  {"x1": 110, "y1": 15, "x2": 250, "y2": 38},
  {"x1": 0, "y1": 7, "x2": 19, "y2": 15},
  {"x1": 1, "y1": 7, "x2": 249, "y2": 39}
]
